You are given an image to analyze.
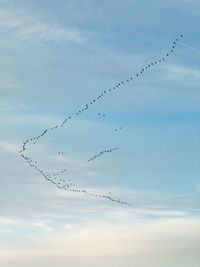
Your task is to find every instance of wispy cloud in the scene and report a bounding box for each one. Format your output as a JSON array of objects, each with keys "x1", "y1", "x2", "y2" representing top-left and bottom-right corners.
[
  {"x1": 0, "y1": 113, "x2": 61, "y2": 126},
  {"x1": 32, "y1": 222, "x2": 54, "y2": 232},
  {"x1": 16, "y1": 22, "x2": 88, "y2": 43},
  {"x1": 0, "y1": 8, "x2": 89, "y2": 43},
  {"x1": 0, "y1": 103, "x2": 27, "y2": 112},
  {"x1": 0, "y1": 82, "x2": 15, "y2": 90},
  {"x1": 0, "y1": 141, "x2": 20, "y2": 153},
  {"x1": 182, "y1": 0, "x2": 200, "y2": 6},
  {"x1": 164, "y1": 64, "x2": 200, "y2": 81},
  {"x1": 0, "y1": 217, "x2": 18, "y2": 225},
  {"x1": 0, "y1": 9, "x2": 23, "y2": 27},
  {"x1": 0, "y1": 217, "x2": 199, "y2": 267},
  {"x1": 0, "y1": 72, "x2": 16, "y2": 91}
]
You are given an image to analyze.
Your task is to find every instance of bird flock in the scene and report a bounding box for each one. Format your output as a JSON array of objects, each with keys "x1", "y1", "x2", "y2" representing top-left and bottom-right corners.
[
  {"x1": 20, "y1": 152, "x2": 131, "y2": 205},
  {"x1": 88, "y1": 147, "x2": 120, "y2": 162},
  {"x1": 18, "y1": 34, "x2": 183, "y2": 206}
]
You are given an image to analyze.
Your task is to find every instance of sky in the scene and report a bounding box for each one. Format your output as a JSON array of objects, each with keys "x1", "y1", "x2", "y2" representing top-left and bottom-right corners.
[{"x1": 0, "y1": 0, "x2": 200, "y2": 266}]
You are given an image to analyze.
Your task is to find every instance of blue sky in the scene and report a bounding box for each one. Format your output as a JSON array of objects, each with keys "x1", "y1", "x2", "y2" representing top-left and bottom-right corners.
[{"x1": 0, "y1": 0, "x2": 200, "y2": 266}]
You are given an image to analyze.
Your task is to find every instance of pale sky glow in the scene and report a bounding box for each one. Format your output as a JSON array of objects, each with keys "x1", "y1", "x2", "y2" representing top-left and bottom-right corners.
[{"x1": 0, "y1": 0, "x2": 200, "y2": 266}]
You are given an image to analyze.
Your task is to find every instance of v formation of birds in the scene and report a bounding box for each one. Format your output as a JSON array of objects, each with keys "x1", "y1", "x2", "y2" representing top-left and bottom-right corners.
[{"x1": 18, "y1": 34, "x2": 183, "y2": 206}]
